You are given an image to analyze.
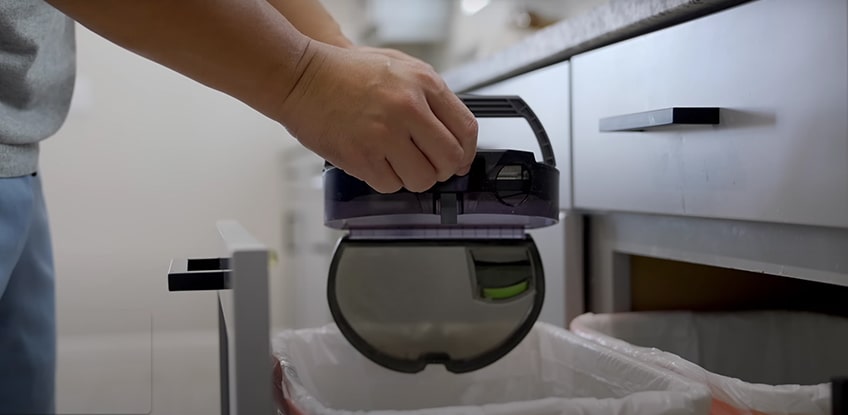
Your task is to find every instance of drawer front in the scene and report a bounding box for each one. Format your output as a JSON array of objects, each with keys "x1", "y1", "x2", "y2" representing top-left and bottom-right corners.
[
  {"x1": 572, "y1": 0, "x2": 848, "y2": 227},
  {"x1": 471, "y1": 61, "x2": 571, "y2": 208}
]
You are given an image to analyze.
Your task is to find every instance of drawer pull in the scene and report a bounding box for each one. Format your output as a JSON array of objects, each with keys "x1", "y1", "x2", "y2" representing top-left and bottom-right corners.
[
  {"x1": 167, "y1": 257, "x2": 230, "y2": 291},
  {"x1": 599, "y1": 107, "x2": 720, "y2": 132}
]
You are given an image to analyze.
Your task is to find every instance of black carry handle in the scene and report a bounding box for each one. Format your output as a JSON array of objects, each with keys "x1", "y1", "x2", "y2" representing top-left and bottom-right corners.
[
  {"x1": 599, "y1": 107, "x2": 720, "y2": 132},
  {"x1": 167, "y1": 257, "x2": 230, "y2": 291},
  {"x1": 458, "y1": 94, "x2": 556, "y2": 167},
  {"x1": 324, "y1": 94, "x2": 556, "y2": 169}
]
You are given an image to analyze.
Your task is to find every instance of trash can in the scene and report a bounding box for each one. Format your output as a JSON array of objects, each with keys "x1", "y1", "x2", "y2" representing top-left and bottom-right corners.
[
  {"x1": 571, "y1": 311, "x2": 848, "y2": 415},
  {"x1": 272, "y1": 322, "x2": 710, "y2": 415}
]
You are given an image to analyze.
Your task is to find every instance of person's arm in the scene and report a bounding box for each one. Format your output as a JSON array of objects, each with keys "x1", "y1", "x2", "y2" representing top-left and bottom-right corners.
[
  {"x1": 265, "y1": 0, "x2": 432, "y2": 68},
  {"x1": 47, "y1": 0, "x2": 308, "y2": 126},
  {"x1": 47, "y1": 0, "x2": 477, "y2": 193},
  {"x1": 265, "y1": 0, "x2": 354, "y2": 48}
]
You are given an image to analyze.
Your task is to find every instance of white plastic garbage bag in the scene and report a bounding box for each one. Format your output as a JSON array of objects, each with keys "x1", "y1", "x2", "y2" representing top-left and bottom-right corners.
[
  {"x1": 272, "y1": 322, "x2": 710, "y2": 415},
  {"x1": 571, "y1": 311, "x2": 848, "y2": 415}
]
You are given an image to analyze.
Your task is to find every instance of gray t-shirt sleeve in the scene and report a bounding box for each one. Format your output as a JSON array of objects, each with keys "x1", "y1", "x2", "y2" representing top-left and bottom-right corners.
[{"x1": 0, "y1": 1, "x2": 75, "y2": 177}]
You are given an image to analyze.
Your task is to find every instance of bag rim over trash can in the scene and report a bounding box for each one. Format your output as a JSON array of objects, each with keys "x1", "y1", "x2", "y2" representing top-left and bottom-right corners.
[
  {"x1": 273, "y1": 322, "x2": 711, "y2": 415},
  {"x1": 571, "y1": 311, "x2": 846, "y2": 415}
]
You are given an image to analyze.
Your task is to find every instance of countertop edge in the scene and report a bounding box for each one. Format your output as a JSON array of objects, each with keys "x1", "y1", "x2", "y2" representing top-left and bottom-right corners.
[{"x1": 443, "y1": 0, "x2": 750, "y2": 92}]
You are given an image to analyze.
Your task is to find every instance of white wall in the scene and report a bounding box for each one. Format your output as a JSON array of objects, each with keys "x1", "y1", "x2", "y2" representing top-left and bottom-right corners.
[
  {"x1": 42, "y1": 24, "x2": 298, "y2": 414},
  {"x1": 322, "y1": 0, "x2": 370, "y2": 43}
]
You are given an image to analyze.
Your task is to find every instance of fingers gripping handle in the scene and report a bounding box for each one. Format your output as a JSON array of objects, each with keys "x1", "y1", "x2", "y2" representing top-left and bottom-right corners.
[
  {"x1": 323, "y1": 94, "x2": 556, "y2": 170},
  {"x1": 458, "y1": 94, "x2": 556, "y2": 167}
]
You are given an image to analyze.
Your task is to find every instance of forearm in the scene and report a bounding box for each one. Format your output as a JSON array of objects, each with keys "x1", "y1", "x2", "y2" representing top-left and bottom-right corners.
[
  {"x1": 48, "y1": 0, "x2": 477, "y2": 196},
  {"x1": 265, "y1": 0, "x2": 353, "y2": 48},
  {"x1": 48, "y1": 0, "x2": 312, "y2": 122}
]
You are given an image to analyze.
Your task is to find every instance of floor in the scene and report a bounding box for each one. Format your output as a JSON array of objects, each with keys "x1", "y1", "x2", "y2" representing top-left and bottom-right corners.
[{"x1": 56, "y1": 330, "x2": 219, "y2": 415}]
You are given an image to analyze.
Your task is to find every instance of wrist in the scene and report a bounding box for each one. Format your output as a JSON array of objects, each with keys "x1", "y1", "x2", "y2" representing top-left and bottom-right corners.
[{"x1": 269, "y1": 38, "x2": 329, "y2": 131}]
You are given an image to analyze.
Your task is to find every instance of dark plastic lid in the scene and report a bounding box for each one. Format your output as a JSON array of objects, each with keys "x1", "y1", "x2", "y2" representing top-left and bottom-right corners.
[
  {"x1": 327, "y1": 236, "x2": 545, "y2": 373},
  {"x1": 324, "y1": 150, "x2": 559, "y2": 229},
  {"x1": 323, "y1": 94, "x2": 559, "y2": 230}
]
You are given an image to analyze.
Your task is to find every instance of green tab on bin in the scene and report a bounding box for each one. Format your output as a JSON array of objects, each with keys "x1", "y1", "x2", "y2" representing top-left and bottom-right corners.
[{"x1": 483, "y1": 281, "x2": 529, "y2": 300}]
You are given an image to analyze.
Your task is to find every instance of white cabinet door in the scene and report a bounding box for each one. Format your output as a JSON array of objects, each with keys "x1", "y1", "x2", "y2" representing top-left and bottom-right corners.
[
  {"x1": 572, "y1": 0, "x2": 848, "y2": 228},
  {"x1": 471, "y1": 61, "x2": 572, "y2": 209}
]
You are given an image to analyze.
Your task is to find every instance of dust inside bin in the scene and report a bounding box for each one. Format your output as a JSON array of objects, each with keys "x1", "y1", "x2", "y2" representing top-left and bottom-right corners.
[{"x1": 272, "y1": 322, "x2": 711, "y2": 415}]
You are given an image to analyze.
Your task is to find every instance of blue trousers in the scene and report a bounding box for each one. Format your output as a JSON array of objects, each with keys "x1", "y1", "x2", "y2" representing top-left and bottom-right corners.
[{"x1": 0, "y1": 174, "x2": 55, "y2": 414}]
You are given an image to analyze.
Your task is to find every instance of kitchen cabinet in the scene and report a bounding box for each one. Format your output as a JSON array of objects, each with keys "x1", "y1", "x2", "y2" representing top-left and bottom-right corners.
[
  {"x1": 571, "y1": 0, "x2": 848, "y2": 228},
  {"x1": 454, "y1": 0, "x2": 848, "y2": 322},
  {"x1": 566, "y1": 0, "x2": 848, "y2": 318}
]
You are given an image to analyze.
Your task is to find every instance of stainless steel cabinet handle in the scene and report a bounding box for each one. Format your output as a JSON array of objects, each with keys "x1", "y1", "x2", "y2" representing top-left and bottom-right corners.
[{"x1": 599, "y1": 107, "x2": 720, "y2": 132}]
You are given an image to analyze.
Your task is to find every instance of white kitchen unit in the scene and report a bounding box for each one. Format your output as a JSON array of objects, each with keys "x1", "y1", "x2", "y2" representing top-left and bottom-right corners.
[
  {"x1": 447, "y1": 0, "x2": 848, "y2": 319},
  {"x1": 563, "y1": 0, "x2": 848, "y2": 311},
  {"x1": 572, "y1": 0, "x2": 848, "y2": 228}
]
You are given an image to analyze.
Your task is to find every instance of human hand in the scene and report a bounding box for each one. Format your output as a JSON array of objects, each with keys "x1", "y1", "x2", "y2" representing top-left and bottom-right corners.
[{"x1": 275, "y1": 42, "x2": 478, "y2": 193}]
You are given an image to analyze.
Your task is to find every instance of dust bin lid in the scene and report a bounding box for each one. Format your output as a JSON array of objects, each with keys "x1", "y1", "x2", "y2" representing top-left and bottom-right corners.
[
  {"x1": 327, "y1": 236, "x2": 545, "y2": 373},
  {"x1": 323, "y1": 149, "x2": 559, "y2": 230}
]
